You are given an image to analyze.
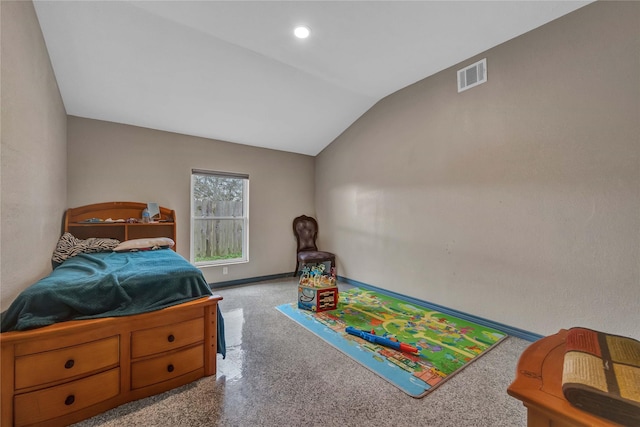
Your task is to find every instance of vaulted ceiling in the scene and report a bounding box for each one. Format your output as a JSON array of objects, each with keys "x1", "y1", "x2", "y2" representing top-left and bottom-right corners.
[{"x1": 34, "y1": 1, "x2": 591, "y2": 155}]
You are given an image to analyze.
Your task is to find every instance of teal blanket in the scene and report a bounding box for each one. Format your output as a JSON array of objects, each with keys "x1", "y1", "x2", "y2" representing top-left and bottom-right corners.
[{"x1": 2, "y1": 250, "x2": 216, "y2": 334}]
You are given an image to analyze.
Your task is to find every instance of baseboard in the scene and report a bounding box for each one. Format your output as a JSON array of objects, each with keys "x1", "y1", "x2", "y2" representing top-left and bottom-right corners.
[
  {"x1": 338, "y1": 276, "x2": 543, "y2": 342},
  {"x1": 210, "y1": 272, "x2": 293, "y2": 289}
]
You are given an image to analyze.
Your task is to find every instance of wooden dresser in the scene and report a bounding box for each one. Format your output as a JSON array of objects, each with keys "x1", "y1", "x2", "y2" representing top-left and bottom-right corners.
[
  {"x1": 508, "y1": 329, "x2": 621, "y2": 427},
  {"x1": 1, "y1": 296, "x2": 221, "y2": 427}
]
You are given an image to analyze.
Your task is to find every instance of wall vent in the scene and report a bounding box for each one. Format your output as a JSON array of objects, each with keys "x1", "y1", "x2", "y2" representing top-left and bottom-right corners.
[{"x1": 457, "y1": 58, "x2": 487, "y2": 93}]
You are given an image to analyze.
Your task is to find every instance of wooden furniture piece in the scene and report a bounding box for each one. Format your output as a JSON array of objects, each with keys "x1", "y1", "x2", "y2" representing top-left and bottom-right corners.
[
  {"x1": 1, "y1": 296, "x2": 221, "y2": 427},
  {"x1": 65, "y1": 201, "x2": 177, "y2": 248},
  {"x1": 0, "y1": 202, "x2": 222, "y2": 427},
  {"x1": 508, "y1": 329, "x2": 620, "y2": 427},
  {"x1": 292, "y1": 215, "x2": 335, "y2": 277}
]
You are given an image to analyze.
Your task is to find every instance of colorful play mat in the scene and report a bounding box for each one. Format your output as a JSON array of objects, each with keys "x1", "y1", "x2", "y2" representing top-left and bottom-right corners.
[{"x1": 277, "y1": 287, "x2": 507, "y2": 397}]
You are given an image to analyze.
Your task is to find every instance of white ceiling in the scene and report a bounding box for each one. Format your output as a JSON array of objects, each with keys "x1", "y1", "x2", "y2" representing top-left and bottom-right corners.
[{"x1": 33, "y1": 1, "x2": 592, "y2": 156}]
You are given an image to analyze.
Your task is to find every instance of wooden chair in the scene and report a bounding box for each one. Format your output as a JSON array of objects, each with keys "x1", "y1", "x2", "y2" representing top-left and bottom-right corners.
[{"x1": 292, "y1": 215, "x2": 335, "y2": 277}]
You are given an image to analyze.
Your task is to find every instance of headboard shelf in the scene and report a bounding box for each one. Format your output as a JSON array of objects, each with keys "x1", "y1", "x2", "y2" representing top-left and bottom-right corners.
[
  {"x1": 69, "y1": 222, "x2": 175, "y2": 226},
  {"x1": 64, "y1": 202, "x2": 177, "y2": 249}
]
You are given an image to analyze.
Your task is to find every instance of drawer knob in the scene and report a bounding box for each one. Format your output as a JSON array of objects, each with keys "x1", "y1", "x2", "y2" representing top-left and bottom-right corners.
[
  {"x1": 64, "y1": 359, "x2": 75, "y2": 369},
  {"x1": 167, "y1": 334, "x2": 175, "y2": 343},
  {"x1": 65, "y1": 395, "x2": 75, "y2": 406},
  {"x1": 167, "y1": 364, "x2": 175, "y2": 373}
]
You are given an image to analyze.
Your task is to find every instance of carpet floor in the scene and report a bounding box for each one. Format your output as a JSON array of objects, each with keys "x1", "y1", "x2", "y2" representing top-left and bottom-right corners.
[{"x1": 73, "y1": 277, "x2": 529, "y2": 427}]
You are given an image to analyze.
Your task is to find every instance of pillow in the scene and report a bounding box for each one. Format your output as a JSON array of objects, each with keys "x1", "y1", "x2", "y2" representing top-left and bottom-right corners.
[
  {"x1": 52, "y1": 232, "x2": 121, "y2": 266},
  {"x1": 113, "y1": 237, "x2": 175, "y2": 252}
]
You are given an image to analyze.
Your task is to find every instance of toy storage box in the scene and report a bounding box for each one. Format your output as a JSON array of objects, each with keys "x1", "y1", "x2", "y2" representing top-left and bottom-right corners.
[
  {"x1": 298, "y1": 284, "x2": 338, "y2": 312},
  {"x1": 297, "y1": 262, "x2": 338, "y2": 312}
]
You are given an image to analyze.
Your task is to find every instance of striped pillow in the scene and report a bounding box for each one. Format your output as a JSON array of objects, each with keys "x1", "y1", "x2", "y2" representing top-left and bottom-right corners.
[{"x1": 52, "y1": 232, "x2": 120, "y2": 266}]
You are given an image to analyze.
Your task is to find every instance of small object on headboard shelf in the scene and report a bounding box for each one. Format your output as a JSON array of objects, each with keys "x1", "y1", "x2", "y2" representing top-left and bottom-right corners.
[
  {"x1": 80, "y1": 218, "x2": 103, "y2": 223},
  {"x1": 103, "y1": 218, "x2": 125, "y2": 223},
  {"x1": 147, "y1": 202, "x2": 160, "y2": 220},
  {"x1": 141, "y1": 208, "x2": 151, "y2": 223}
]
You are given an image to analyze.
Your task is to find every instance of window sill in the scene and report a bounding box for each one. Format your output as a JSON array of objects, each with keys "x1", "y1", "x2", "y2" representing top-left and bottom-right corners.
[{"x1": 195, "y1": 259, "x2": 248, "y2": 268}]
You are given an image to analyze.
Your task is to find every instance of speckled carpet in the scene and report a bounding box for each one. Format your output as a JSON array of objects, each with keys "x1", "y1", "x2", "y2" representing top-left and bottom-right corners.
[{"x1": 72, "y1": 277, "x2": 529, "y2": 427}]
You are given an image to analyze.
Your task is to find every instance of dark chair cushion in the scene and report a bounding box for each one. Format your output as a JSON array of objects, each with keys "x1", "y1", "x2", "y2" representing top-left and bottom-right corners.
[{"x1": 298, "y1": 250, "x2": 335, "y2": 262}]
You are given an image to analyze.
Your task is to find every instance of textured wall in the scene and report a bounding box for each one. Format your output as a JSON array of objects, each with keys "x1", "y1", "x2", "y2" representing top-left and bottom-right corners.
[
  {"x1": 67, "y1": 117, "x2": 315, "y2": 284},
  {"x1": 0, "y1": 1, "x2": 67, "y2": 311},
  {"x1": 316, "y1": 2, "x2": 640, "y2": 338}
]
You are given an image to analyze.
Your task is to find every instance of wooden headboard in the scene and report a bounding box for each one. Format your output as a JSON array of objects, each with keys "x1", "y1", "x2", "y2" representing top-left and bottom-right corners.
[{"x1": 64, "y1": 201, "x2": 177, "y2": 249}]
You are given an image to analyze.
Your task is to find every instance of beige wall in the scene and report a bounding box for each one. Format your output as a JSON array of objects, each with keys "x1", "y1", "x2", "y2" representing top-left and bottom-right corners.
[
  {"x1": 316, "y1": 1, "x2": 640, "y2": 339},
  {"x1": 67, "y1": 117, "x2": 315, "y2": 284},
  {"x1": 0, "y1": 1, "x2": 67, "y2": 311}
]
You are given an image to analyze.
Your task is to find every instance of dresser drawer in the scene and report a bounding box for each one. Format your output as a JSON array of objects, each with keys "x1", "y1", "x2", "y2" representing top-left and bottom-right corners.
[
  {"x1": 131, "y1": 345, "x2": 203, "y2": 389},
  {"x1": 15, "y1": 336, "x2": 119, "y2": 390},
  {"x1": 14, "y1": 368, "x2": 120, "y2": 426},
  {"x1": 131, "y1": 318, "x2": 203, "y2": 358}
]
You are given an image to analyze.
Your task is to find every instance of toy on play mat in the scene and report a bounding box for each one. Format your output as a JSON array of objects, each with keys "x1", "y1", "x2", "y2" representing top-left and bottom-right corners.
[
  {"x1": 298, "y1": 263, "x2": 336, "y2": 288},
  {"x1": 297, "y1": 263, "x2": 338, "y2": 312},
  {"x1": 345, "y1": 327, "x2": 421, "y2": 354}
]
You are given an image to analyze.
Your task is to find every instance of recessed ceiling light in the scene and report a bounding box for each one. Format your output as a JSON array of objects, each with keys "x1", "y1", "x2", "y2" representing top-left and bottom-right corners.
[{"x1": 294, "y1": 26, "x2": 310, "y2": 39}]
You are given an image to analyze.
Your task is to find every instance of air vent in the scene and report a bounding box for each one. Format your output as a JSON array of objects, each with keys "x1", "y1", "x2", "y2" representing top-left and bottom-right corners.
[{"x1": 457, "y1": 58, "x2": 487, "y2": 93}]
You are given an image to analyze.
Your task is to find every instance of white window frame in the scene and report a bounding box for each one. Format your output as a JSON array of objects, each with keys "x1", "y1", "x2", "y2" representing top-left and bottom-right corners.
[{"x1": 190, "y1": 169, "x2": 249, "y2": 267}]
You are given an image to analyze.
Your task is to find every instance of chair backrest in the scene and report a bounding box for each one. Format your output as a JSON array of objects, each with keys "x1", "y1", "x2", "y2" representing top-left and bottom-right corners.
[{"x1": 293, "y1": 215, "x2": 319, "y2": 252}]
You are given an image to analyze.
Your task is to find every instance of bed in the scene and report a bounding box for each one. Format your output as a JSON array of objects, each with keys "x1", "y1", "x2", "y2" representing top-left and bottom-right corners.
[{"x1": 0, "y1": 202, "x2": 224, "y2": 427}]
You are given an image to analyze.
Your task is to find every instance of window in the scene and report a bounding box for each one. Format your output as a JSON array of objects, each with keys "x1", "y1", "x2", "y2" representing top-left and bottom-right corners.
[{"x1": 191, "y1": 169, "x2": 249, "y2": 266}]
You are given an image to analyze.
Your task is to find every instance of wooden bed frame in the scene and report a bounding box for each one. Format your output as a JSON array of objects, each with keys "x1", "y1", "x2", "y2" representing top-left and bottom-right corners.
[{"x1": 1, "y1": 202, "x2": 222, "y2": 427}]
